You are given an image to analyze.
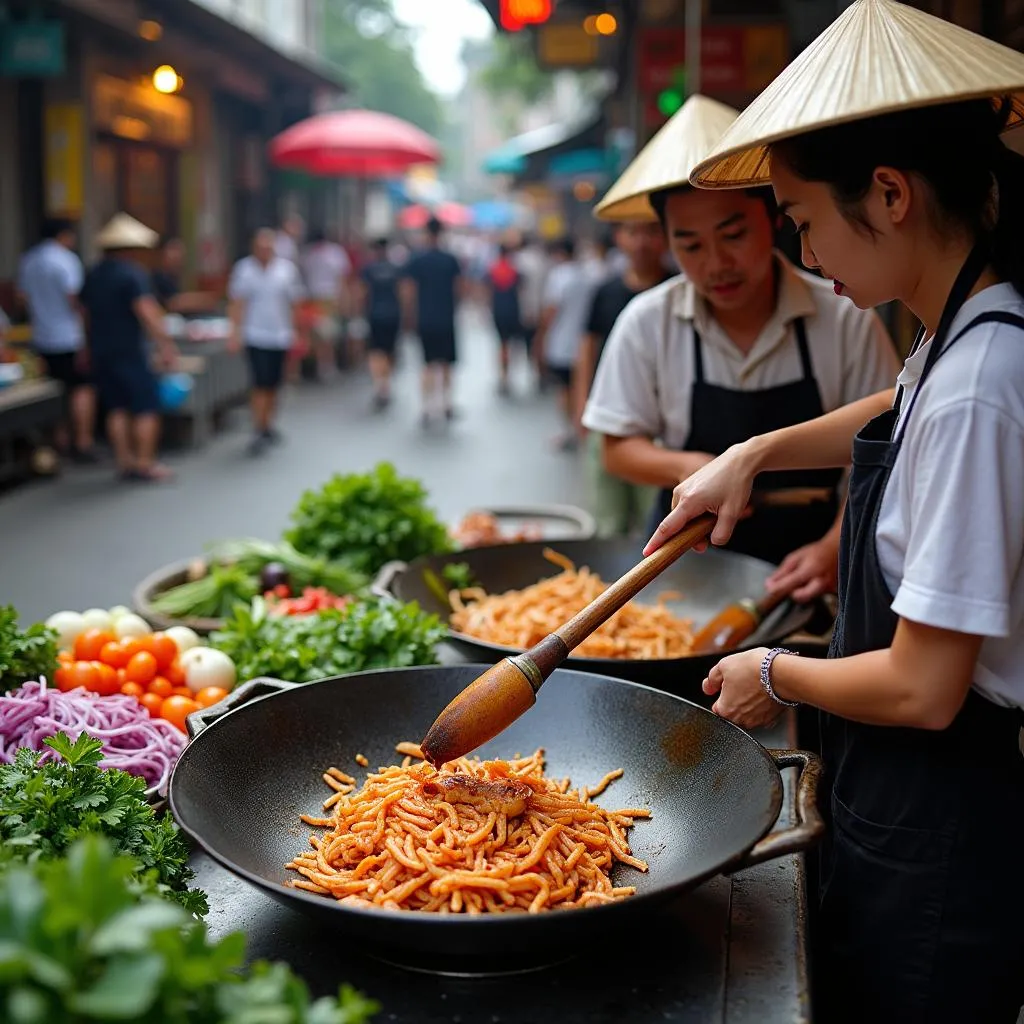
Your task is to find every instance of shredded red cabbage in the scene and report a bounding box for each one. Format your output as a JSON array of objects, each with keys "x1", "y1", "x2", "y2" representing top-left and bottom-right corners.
[{"x1": 0, "y1": 679, "x2": 186, "y2": 796}]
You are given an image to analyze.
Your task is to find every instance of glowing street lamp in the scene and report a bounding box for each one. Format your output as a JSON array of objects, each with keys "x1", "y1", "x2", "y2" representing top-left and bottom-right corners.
[{"x1": 152, "y1": 64, "x2": 182, "y2": 94}]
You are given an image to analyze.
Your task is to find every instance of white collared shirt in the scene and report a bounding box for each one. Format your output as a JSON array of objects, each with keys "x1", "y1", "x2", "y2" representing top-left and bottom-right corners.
[
  {"x1": 877, "y1": 283, "x2": 1024, "y2": 709},
  {"x1": 17, "y1": 240, "x2": 84, "y2": 353},
  {"x1": 582, "y1": 257, "x2": 900, "y2": 447},
  {"x1": 228, "y1": 255, "x2": 305, "y2": 349}
]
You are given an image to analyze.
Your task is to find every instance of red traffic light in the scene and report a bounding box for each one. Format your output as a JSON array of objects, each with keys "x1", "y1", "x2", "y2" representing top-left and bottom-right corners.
[{"x1": 500, "y1": 0, "x2": 553, "y2": 31}]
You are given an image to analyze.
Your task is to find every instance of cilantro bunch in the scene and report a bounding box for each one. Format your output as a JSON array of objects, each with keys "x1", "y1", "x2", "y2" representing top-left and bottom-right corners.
[
  {"x1": 0, "y1": 733, "x2": 207, "y2": 916},
  {"x1": 0, "y1": 605, "x2": 57, "y2": 692},
  {"x1": 210, "y1": 595, "x2": 445, "y2": 684},
  {"x1": 285, "y1": 462, "x2": 454, "y2": 577},
  {"x1": 0, "y1": 834, "x2": 380, "y2": 1023}
]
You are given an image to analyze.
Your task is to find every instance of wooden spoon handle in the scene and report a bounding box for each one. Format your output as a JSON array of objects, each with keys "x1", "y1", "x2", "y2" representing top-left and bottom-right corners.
[{"x1": 554, "y1": 514, "x2": 715, "y2": 652}]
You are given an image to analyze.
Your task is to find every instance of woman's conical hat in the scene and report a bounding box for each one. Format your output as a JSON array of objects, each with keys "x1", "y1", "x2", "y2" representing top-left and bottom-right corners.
[
  {"x1": 691, "y1": 0, "x2": 1024, "y2": 189},
  {"x1": 595, "y1": 95, "x2": 739, "y2": 222},
  {"x1": 95, "y1": 213, "x2": 160, "y2": 250}
]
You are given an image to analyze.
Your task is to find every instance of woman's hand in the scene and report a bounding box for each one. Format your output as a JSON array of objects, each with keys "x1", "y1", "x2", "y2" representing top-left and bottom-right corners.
[
  {"x1": 643, "y1": 442, "x2": 761, "y2": 555},
  {"x1": 702, "y1": 647, "x2": 783, "y2": 730}
]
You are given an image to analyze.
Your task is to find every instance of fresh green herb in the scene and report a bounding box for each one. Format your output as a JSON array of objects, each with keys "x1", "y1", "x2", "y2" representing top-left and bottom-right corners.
[
  {"x1": 0, "y1": 605, "x2": 57, "y2": 692},
  {"x1": 212, "y1": 538, "x2": 368, "y2": 595},
  {"x1": 285, "y1": 462, "x2": 454, "y2": 577},
  {"x1": 441, "y1": 562, "x2": 476, "y2": 591},
  {"x1": 0, "y1": 834, "x2": 380, "y2": 1023},
  {"x1": 210, "y1": 595, "x2": 445, "y2": 684},
  {"x1": 0, "y1": 732, "x2": 207, "y2": 917},
  {"x1": 149, "y1": 563, "x2": 259, "y2": 620}
]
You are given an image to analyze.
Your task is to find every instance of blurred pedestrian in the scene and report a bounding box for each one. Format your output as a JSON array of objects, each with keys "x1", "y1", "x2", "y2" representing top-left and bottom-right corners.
[
  {"x1": 228, "y1": 227, "x2": 305, "y2": 456},
  {"x1": 513, "y1": 233, "x2": 548, "y2": 385},
  {"x1": 400, "y1": 217, "x2": 463, "y2": 426},
  {"x1": 152, "y1": 236, "x2": 219, "y2": 314},
  {"x1": 356, "y1": 237, "x2": 402, "y2": 410},
  {"x1": 486, "y1": 243, "x2": 524, "y2": 395},
  {"x1": 576, "y1": 220, "x2": 674, "y2": 536},
  {"x1": 275, "y1": 213, "x2": 305, "y2": 264},
  {"x1": 300, "y1": 228, "x2": 350, "y2": 380},
  {"x1": 80, "y1": 214, "x2": 178, "y2": 482},
  {"x1": 17, "y1": 217, "x2": 96, "y2": 462}
]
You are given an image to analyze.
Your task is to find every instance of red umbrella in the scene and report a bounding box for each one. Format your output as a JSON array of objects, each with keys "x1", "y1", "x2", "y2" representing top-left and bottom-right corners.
[
  {"x1": 268, "y1": 109, "x2": 441, "y2": 177},
  {"x1": 398, "y1": 202, "x2": 472, "y2": 230}
]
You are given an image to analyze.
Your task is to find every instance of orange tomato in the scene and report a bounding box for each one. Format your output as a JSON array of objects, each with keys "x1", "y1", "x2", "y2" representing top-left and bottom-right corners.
[
  {"x1": 165, "y1": 661, "x2": 186, "y2": 687},
  {"x1": 160, "y1": 694, "x2": 200, "y2": 733},
  {"x1": 67, "y1": 661, "x2": 100, "y2": 693},
  {"x1": 132, "y1": 634, "x2": 159, "y2": 658},
  {"x1": 139, "y1": 692, "x2": 164, "y2": 715},
  {"x1": 99, "y1": 641, "x2": 131, "y2": 669},
  {"x1": 194, "y1": 686, "x2": 229, "y2": 709},
  {"x1": 150, "y1": 634, "x2": 178, "y2": 672},
  {"x1": 120, "y1": 681, "x2": 145, "y2": 698},
  {"x1": 55, "y1": 666, "x2": 75, "y2": 691},
  {"x1": 92, "y1": 661, "x2": 121, "y2": 697},
  {"x1": 171, "y1": 686, "x2": 193, "y2": 698},
  {"x1": 147, "y1": 676, "x2": 173, "y2": 699},
  {"x1": 74, "y1": 629, "x2": 115, "y2": 662},
  {"x1": 125, "y1": 651, "x2": 158, "y2": 685},
  {"x1": 120, "y1": 637, "x2": 149, "y2": 660},
  {"x1": 57, "y1": 650, "x2": 74, "y2": 666}
]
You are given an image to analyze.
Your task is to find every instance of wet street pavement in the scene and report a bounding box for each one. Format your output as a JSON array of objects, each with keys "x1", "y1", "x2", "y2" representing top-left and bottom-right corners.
[{"x1": 1, "y1": 306, "x2": 586, "y2": 623}]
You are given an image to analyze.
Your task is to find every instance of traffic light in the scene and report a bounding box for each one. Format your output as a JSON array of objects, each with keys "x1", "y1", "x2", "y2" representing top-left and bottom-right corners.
[
  {"x1": 500, "y1": 0, "x2": 553, "y2": 31},
  {"x1": 657, "y1": 67, "x2": 687, "y2": 117}
]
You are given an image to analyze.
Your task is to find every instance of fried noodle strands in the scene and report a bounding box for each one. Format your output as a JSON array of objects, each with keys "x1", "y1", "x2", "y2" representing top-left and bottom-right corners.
[
  {"x1": 286, "y1": 746, "x2": 650, "y2": 914},
  {"x1": 448, "y1": 550, "x2": 694, "y2": 659}
]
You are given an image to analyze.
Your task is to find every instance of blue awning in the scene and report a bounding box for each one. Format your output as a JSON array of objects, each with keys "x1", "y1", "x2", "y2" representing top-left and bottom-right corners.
[
  {"x1": 548, "y1": 148, "x2": 611, "y2": 177},
  {"x1": 481, "y1": 117, "x2": 599, "y2": 177}
]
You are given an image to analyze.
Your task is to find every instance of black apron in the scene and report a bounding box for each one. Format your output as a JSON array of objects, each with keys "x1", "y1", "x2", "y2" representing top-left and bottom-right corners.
[
  {"x1": 651, "y1": 318, "x2": 842, "y2": 564},
  {"x1": 817, "y1": 247, "x2": 1024, "y2": 1023}
]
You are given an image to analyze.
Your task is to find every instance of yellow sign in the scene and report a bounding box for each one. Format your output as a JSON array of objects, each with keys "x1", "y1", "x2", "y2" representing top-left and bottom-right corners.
[
  {"x1": 44, "y1": 104, "x2": 84, "y2": 218},
  {"x1": 537, "y1": 23, "x2": 599, "y2": 68}
]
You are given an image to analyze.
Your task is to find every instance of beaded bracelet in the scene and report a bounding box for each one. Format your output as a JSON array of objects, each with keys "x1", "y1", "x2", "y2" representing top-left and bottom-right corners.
[{"x1": 760, "y1": 648, "x2": 799, "y2": 707}]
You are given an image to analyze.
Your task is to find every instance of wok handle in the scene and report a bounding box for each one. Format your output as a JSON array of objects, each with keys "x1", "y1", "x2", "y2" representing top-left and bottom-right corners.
[
  {"x1": 728, "y1": 749, "x2": 825, "y2": 872},
  {"x1": 371, "y1": 560, "x2": 408, "y2": 599},
  {"x1": 185, "y1": 677, "x2": 299, "y2": 739}
]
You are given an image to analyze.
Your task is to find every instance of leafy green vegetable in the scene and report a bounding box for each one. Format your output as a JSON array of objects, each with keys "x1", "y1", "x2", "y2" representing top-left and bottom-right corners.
[
  {"x1": 149, "y1": 563, "x2": 259, "y2": 620},
  {"x1": 285, "y1": 462, "x2": 454, "y2": 576},
  {"x1": 0, "y1": 606, "x2": 57, "y2": 692},
  {"x1": 0, "y1": 834, "x2": 380, "y2": 1023},
  {"x1": 212, "y1": 538, "x2": 368, "y2": 596},
  {"x1": 210, "y1": 595, "x2": 445, "y2": 684},
  {"x1": 0, "y1": 733, "x2": 207, "y2": 917}
]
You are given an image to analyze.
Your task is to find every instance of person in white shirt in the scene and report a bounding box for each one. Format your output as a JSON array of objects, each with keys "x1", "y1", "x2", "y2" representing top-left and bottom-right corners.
[
  {"x1": 17, "y1": 218, "x2": 95, "y2": 461},
  {"x1": 300, "y1": 228, "x2": 351, "y2": 379},
  {"x1": 228, "y1": 228, "x2": 305, "y2": 456},
  {"x1": 274, "y1": 213, "x2": 304, "y2": 265},
  {"x1": 535, "y1": 237, "x2": 605, "y2": 450},
  {"x1": 584, "y1": 181, "x2": 899, "y2": 588},
  {"x1": 645, "y1": 5, "x2": 1024, "y2": 1020},
  {"x1": 513, "y1": 235, "x2": 549, "y2": 381}
]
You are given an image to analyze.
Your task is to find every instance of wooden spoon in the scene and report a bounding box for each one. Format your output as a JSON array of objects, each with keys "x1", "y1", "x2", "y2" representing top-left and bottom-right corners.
[{"x1": 420, "y1": 514, "x2": 715, "y2": 765}]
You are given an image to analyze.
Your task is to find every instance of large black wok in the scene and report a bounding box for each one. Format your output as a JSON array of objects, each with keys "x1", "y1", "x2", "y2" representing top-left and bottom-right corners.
[
  {"x1": 170, "y1": 665, "x2": 822, "y2": 971},
  {"x1": 374, "y1": 539, "x2": 829, "y2": 701}
]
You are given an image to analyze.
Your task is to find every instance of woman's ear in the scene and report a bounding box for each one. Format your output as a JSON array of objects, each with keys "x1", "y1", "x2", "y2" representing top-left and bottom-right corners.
[{"x1": 872, "y1": 166, "x2": 912, "y2": 225}]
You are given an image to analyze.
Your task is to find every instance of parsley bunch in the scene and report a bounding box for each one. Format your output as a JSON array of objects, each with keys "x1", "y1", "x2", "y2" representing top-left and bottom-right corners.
[
  {"x1": 0, "y1": 834, "x2": 380, "y2": 1023},
  {"x1": 0, "y1": 605, "x2": 57, "y2": 692},
  {"x1": 0, "y1": 733, "x2": 207, "y2": 916},
  {"x1": 285, "y1": 462, "x2": 454, "y2": 577},
  {"x1": 210, "y1": 595, "x2": 445, "y2": 684}
]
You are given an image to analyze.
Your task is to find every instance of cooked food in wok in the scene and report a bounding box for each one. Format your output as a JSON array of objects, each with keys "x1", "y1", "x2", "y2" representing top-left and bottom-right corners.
[
  {"x1": 286, "y1": 742, "x2": 650, "y2": 914},
  {"x1": 448, "y1": 550, "x2": 695, "y2": 659},
  {"x1": 451, "y1": 511, "x2": 543, "y2": 548}
]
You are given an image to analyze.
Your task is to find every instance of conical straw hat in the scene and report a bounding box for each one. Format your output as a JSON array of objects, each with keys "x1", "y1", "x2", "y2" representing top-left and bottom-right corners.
[
  {"x1": 691, "y1": 0, "x2": 1024, "y2": 189},
  {"x1": 595, "y1": 95, "x2": 739, "y2": 222},
  {"x1": 95, "y1": 213, "x2": 160, "y2": 250}
]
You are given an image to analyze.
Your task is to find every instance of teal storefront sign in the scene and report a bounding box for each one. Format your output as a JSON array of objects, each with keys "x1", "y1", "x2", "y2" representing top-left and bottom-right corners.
[{"x1": 0, "y1": 21, "x2": 65, "y2": 77}]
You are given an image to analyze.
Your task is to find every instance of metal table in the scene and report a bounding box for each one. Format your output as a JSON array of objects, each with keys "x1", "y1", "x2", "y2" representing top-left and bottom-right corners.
[{"x1": 191, "y1": 645, "x2": 812, "y2": 1023}]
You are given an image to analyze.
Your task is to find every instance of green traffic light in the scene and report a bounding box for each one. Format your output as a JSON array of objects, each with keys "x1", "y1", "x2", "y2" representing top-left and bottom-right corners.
[{"x1": 658, "y1": 88, "x2": 684, "y2": 117}]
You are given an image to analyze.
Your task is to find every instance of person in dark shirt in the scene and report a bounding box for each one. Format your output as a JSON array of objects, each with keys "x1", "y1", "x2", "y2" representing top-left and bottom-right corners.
[
  {"x1": 400, "y1": 217, "x2": 463, "y2": 426},
  {"x1": 152, "y1": 236, "x2": 219, "y2": 314},
  {"x1": 576, "y1": 219, "x2": 673, "y2": 536},
  {"x1": 357, "y1": 237, "x2": 403, "y2": 410},
  {"x1": 80, "y1": 214, "x2": 178, "y2": 482},
  {"x1": 486, "y1": 243, "x2": 523, "y2": 396}
]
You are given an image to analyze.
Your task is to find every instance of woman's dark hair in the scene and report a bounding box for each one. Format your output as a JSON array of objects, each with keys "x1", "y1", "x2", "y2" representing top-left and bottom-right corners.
[
  {"x1": 649, "y1": 184, "x2": 778, "y2": 228},
  {"x1": 771, "y1": 98, "x2": 1024, "y2": 293}
]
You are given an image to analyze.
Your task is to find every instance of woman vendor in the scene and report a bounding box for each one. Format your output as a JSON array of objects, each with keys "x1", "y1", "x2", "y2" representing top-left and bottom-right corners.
[{"x1": 644, "y1": 1, "x2": 1024, "y2": 1020}]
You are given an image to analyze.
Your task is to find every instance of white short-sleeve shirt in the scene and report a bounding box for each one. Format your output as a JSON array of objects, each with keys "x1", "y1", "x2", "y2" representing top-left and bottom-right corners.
[
  {"x1": 17, "y1": 240, "x2": 84, "y2": 353},
  {"x1": 301, "y1": 242, "x2": 350, "y2": 301},
  {"x1": 228, "y1": 255, "x2": 305, "y2": 350},
  {"x1": 582, "y1": 256, "x2": 901, "y2": 445},
  {"x1": 543, "y1": 259, "x2": 606, "y2": 368},
  {"x1": 876, "y1": 283, "x2": 1024, "y2": 709}
]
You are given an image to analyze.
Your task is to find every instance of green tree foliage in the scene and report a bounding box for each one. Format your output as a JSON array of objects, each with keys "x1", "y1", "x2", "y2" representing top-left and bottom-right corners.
[{"x1": 320, "y1": 0, "x2": 444, "y2": 138}]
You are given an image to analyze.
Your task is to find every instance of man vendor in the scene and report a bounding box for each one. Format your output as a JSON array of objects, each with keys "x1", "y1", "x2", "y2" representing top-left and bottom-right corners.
[{"x1": 583, "y1": 94, "x2": 901, "y2": 600}]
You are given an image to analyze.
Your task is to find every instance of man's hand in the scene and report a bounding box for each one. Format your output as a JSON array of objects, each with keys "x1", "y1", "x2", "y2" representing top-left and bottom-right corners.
[
  {"x1": 226, "y1": 329, "x2": 241, "y2": 355},
  {"x1": 157, "y1": 345, "x2": 179, "y2": 372},
  {"x1": 765, "y1": 534, "x2": 840, "y2": 602}
]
